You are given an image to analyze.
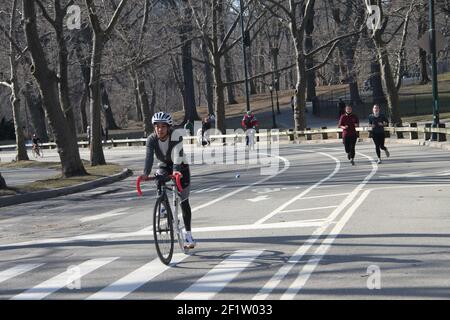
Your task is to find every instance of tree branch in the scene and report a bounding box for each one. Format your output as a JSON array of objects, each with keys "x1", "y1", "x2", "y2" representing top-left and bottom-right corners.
[
  {"x1": 223, "y1": 63, "x2": 295, "y2": 87},
  {"x1": 105, "y1": 0, "x2": 129, "y2": 36},
  {"x1": 35, "y1": 0, "x2": 56, "y2": 28}
]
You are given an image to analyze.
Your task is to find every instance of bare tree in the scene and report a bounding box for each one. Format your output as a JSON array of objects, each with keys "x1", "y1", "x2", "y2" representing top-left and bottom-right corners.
[
  {"x1": 22, "y1": 0, "x2": 87, "y2": 177},
  {"x1": 366, "y1": 0, "x2": 416, "y2": 129},
  {"x1": 330, "y1": 0, "x2": 366, "y2": 106},
  {"x1": 85, "y1": 0, "x2": 129, "y2": 166},
  {"x1": 0, "y1": 0, "x2": 29, "y2": 161},
  {"x1": 261, "y1": 0, "x2": 364, "y2": 130}
]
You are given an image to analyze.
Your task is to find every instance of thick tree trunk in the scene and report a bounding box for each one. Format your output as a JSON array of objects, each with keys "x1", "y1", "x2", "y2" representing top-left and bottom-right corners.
[
  {"x1": 88, "y1": 35, "x2": 107, "y2": 166},
  {"x1": 181, "y1": 34, "x2": 200, "y2": 122},
  {"x1": 23, "y1": 0, "x2": 86, "y2": 177},
  {"x1": 23, "y1": 84, "x2": 49, "y2": 142},
  {"x1": 418, "y1": 0, "x2": 430, "y2": 84},
  {"x1": 342, "y1": 47, "x2": 362, "y2": 106},
  {"x1": 11, "y1": 85, "x2": 28, "y2": 161},
  {"x1": 224, "y1": 51, "x2": 238, "y2": 104},
  {"x1": 377, "y1": 47, "x2": 402, "y2": 126}
]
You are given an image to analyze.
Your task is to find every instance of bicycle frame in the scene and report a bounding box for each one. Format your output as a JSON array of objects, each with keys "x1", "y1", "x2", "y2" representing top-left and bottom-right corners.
[{"x1": 137, "y1": 173, "x2": 188, "y2": 254}]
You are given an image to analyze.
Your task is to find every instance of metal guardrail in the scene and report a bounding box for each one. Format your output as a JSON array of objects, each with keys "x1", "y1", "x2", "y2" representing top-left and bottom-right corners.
[{"x1": 1, "y1": 124, "x2": 448, "y2": 151}]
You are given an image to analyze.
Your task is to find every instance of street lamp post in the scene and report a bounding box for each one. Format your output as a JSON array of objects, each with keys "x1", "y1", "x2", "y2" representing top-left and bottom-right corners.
[
  {"x1": 275, "y1": 79, "x2": 281, "y2": 114},
  {"x1": 269, "y1": 85, "x2": 277, "y2": 128},
  {"x1": 429, "y1": 0, "x2": 440, "y2": 141},
  {"x1": 239, "y1": 0, "x2": 251, "y2": 112}
]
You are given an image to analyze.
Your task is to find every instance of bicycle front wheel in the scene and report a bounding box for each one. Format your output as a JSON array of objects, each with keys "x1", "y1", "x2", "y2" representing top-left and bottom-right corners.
[{"x1": 153, "y1": 196, "x2": 174, "y2": 265}]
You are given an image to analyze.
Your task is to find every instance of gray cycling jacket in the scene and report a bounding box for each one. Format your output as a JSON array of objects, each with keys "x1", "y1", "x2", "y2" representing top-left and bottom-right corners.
[{"x1": 143, "y1": 132, "x2": 188, "y2": 176}]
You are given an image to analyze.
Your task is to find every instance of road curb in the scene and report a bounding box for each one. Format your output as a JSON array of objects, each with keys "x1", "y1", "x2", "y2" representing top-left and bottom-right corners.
[{"x1": 0, "y1": 168, "x2": 133, "y2": 208}]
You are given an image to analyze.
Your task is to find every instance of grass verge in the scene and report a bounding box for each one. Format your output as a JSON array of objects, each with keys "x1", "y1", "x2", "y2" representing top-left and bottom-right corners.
[{"x1": 0, "y1": 160, "x2": 123, "y2": 195}]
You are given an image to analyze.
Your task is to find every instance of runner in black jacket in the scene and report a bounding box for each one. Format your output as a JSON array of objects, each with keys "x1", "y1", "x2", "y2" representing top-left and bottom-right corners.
[{"x1": 368, "y1": 104, "x2": 390, "y2": 164}]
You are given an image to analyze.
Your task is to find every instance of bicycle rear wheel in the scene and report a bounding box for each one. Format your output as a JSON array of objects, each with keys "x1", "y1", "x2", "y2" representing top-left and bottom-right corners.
[{"x1": 153, "y1": 196, "x2": 174, "y2": 265}]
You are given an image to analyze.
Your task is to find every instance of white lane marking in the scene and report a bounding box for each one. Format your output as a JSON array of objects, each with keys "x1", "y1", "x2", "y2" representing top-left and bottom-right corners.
[
  {"x1": 86, "y1": 254, "x2": 187, "y2": 300},
  {"x1": 11, "y1": 257, "x2": 118, "y2": 300},
  {"x1": 191, "y1": 155, "x2": 290, "y2": 213},
  {"x1": 175, "y1": 250, "x2": 264, "y2": 300},
  {"x1": 0, "y1": 155, "x2": 290, "y2": 249},
  {"x1": 254, "y1": 151, "x2": 341, "y2": 225},
  {"x1": 0, "y1": 264, "x2": 43, "y2": 284},
  {"x1": 279, "y1": 206, "x2": 338, "y2": 214},
  {"x1": 281, "y1": 189, "x2": 372, "y2": 299},
  {"x1": 80, "y1": 207, "x2": 132, "y2": 223},
  {"x1": 253, "y1": 151, "x2": 377, "y2": 300},
  {"x1": 300, "y1": 193, "x2": 350, "y2": 200},
  {"x1": 246, "y1": 195, "x2": 270, "y2": 202},
  {"x1": 193, "y1": 219, "x2": 326, "y2": 233}
]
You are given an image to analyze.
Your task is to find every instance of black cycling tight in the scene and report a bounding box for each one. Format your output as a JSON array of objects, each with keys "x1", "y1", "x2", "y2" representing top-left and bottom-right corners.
[{"x1": 181, "y1": 199, "x2": 192, "y2": 231}]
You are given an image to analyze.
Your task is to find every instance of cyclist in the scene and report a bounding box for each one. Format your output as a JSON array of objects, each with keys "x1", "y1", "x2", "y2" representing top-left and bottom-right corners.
[
  {"x1": 338, "y1": 105, "x2": 359, "y2": 165},
  {"x1": 368, "y1": 104, "x2": 390, "y2": 164},
  {"x1": 140, "y1": 112, "x2": 196, "y2": 249},
  {"x1": 31, "y1": 133, "x2": 41, "y2": 156},
  {"x1": 241, "y1": 111, "x2": 259, "y2": 147}
]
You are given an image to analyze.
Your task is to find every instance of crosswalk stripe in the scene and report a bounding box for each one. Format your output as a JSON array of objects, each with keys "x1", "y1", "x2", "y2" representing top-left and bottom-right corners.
[
  {"x1": 86, "y1": 254, "x2": 187, "y2": 300},
  {"x1": 0, "y1": 264, "x2": 43, "y2": 284},
  {"x1": 175, "y1": 250, "x2": 264, "y2": 300},
  {"x1": 11, "y1": 257, "x2": 118, "y2": 300}
]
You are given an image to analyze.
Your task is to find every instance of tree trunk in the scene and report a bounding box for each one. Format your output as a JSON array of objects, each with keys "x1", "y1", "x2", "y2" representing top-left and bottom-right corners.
[
  {"x1": 11, "y1": 84, "x2": 28, "y2": 161},
  {"x1": 224, "y1": 51, "x2": 238, "y2": 104},
  {"x1": 131, "y1": 71, "x2": 143, "y2": 121},
  {"x1": 100, "y1": 84, "x2": 120, "y2": 130},
  {"x1": 377, "y1": 47, "x2": 402, "y2": 126},
  {"x1": 79, "y1": 87, "x2": 89, "y2": 132},
  {"x1": 201, "y1": 40, "x2": 214, "y2": 115},
  {"x1": 180, "y1": 30, "x2": 200, "y2": 122},
  {"x1": 418, "y1": 1, "x2": 430, "y2": 84},
  {"x1": 23, "y1": 0, "x2": 86, "y2": 177},
  {"x1": 246, "y1": 47, "x2": 257, "y2": 95},
  {"x1": 88, "y1": 34, "x2": 107, "y2": 166},
  {"x1": 135, "y1": 70, "x2": 152, "y2": 137},
  {"x1": 213, "y1": 55, "x2": 226, "y2": 133},
  {"x1": 23, "y1": 84, "x2": 49, "y2": 142},
  {"x1": 342, "y1": 46, "x2": 363, "y2": 106},
  {"x1": 304, "y1": 3, "x2": 316, "y2": 104},
  {"x1": 0, "y1": 172, "x2": 7, "y2": 189}
]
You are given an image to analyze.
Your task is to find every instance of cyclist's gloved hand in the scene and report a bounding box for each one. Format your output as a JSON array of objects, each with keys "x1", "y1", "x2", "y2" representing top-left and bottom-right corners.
[{"x1": 173, "y1": 170, "x2": 183, "y2": 178}]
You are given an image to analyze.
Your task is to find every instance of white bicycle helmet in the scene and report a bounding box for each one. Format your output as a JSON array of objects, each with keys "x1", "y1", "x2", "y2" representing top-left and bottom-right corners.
[{"x1": 152, "y1": 112, "x2": 173, "y2": 126}]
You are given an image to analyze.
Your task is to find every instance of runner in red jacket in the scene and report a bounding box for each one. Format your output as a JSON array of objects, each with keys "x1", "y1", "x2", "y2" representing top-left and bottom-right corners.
[{"x1": 338, "y1": 105, "x2": 359, "y2": 165}]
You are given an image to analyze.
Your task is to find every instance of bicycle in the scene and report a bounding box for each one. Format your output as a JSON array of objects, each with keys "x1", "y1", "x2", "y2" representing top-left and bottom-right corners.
[
  {"x1": 136, "y1": 172, "x2": 189, "y2": 265},
  {"x1": 31, "y1": 144, "x2": 43, "y2": 158}
]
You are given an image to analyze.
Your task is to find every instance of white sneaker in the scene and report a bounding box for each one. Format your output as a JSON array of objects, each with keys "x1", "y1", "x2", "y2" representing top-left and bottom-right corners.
[
  {"x1": 384, "y1": 149, "x2": 390, "y2": 158},
  {"x1": 377, "y1": 158, "x2": 382, "y2": 164},
  {"x1": 184, "y1": 233, "x2": 196, "y2": 249}
]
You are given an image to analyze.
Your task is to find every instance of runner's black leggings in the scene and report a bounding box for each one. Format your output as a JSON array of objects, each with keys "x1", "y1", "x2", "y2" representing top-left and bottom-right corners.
[
  {"x1": 372, "y1": 132, "x2": 386, "y2": 158},
  {"x1": 343, "y1": 135, "x2": 357, "y2": 159}
]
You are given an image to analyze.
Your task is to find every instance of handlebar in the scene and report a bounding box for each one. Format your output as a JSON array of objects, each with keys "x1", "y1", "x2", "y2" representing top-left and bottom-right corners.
[{"x1": 136, "y1": 172, "x2": 183, "y2": 196}]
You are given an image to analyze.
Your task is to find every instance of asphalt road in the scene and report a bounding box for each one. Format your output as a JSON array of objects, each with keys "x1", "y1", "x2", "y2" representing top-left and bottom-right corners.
[{"x1": 0, "y1": 140, "x2": 450, "y2": 300}]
